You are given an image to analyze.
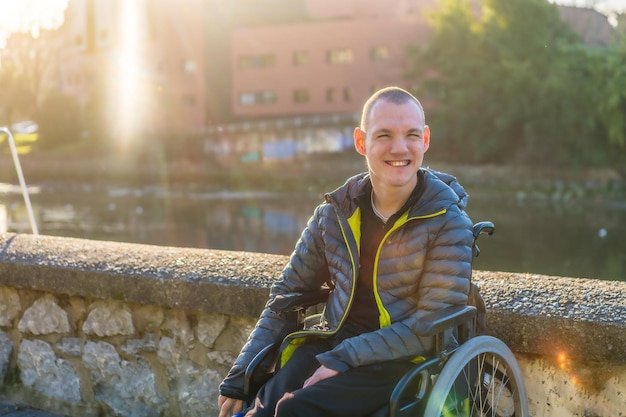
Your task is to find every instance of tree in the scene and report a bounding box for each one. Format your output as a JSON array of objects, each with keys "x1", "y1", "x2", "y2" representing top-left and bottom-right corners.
[
  {"x1": 0, "y1": 61, "x2": 37, "y2": 125},
  {"x1": 593, "y1": 34, "x2": 626, "y2": 176},
  {"x1": 0, "y1": 30, "x2": 60, "y2": 124},
  {"x1": 406, "y1": 0, "x2": 598, "y2": 166},
  {"x1": 35, "y1": 88, "x2": 83, "y2": 151}
]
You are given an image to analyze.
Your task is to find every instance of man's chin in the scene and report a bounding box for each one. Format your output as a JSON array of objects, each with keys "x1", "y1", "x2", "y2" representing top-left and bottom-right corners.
[
  {"x1": 370, "y1": 168, "x2": 418, "y2": 185},
  {"x1": 385, "y1": 175, "x2": 419, "y2": 189}
]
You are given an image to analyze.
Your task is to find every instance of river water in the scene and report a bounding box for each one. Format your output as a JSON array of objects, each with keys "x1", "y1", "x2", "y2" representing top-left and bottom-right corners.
[{"x1": 1, "y1": 182, "x2": 625, "y2": 281}]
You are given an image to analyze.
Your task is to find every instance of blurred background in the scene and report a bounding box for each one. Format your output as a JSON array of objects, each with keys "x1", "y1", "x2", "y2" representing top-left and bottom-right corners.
[{"x1": 0, "y1": 0, "x2": 625, "y2": 281}]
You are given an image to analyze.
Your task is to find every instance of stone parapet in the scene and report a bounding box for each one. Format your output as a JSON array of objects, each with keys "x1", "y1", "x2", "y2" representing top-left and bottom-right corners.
[{"x1": 0, "y1": 233, "x2": 624, "y2": 416}]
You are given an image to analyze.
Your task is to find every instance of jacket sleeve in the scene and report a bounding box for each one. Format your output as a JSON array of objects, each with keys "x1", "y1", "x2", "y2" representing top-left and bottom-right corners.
[
  {"x1": 219, "y1": 205, "x2": 331, "y2": 399},
  {"x1": 316, "y1": 207, "x2": 474, "y2": 370}
]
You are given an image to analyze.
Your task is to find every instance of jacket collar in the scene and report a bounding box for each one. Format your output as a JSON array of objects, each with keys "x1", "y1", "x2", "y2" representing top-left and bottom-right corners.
[{"x1": 325, "y1": 168, "x2": 469, "y2": 218}]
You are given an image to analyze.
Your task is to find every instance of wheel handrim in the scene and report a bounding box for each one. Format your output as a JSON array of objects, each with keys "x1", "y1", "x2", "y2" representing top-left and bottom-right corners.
[{"x1": 425, "y1": 336, "x2": 528, "y2": 417}]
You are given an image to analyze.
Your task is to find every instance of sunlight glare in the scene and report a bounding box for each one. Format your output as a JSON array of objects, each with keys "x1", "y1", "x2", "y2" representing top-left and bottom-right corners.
[{"x1": 113, "y1": 0, "x2": 148, "y2": 150}]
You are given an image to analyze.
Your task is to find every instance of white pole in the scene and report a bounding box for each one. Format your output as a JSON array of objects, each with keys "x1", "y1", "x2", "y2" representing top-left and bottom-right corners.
[{"x1": 1, "y1": 127, "x2": 39, "y2": 235}]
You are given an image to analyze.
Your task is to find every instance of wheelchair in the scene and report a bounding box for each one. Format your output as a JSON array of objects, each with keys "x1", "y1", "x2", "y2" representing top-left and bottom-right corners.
[{"x1": 242, "y1": 222, "x2": 529, "y2": 417}]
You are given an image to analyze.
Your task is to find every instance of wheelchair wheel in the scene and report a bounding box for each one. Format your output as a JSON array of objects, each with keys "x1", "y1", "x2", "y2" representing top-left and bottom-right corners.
[{"x1": 423, "y1": 335, "x2": 529, "y2": 417}]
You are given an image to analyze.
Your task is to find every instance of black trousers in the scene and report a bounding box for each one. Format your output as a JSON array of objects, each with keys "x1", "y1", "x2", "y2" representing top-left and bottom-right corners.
[{"x1": 252, "y1": 338, "x2": 415, "y2": 417}]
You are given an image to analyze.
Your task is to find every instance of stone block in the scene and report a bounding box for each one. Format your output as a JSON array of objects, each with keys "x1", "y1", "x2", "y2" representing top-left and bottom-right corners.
[
  {"x1": 0, "y1": 330, "x2": 13, "y2": 386},
  {"x1": 83, "y1": 301, "x2": 135, "y2": 337},
  {"x1": 83, "y1": 341, "x2": 164, "y2": 417},
  {"x1": 18, "y1": 295, "x2": 70, "y2": 335},
  {"x1": 17, "y1": 339, "x2": 81, "y2": 403},
  {"x1": 0, "y1": 286, "x2": 21, "y2": 326}
]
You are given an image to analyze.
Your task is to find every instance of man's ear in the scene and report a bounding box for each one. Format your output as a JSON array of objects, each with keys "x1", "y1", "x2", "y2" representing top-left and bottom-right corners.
[
  {"x1": 423, "y1": 125, "x2": 431, "y2": 152},
  {"x1": 354, "y1": 128, "x2": 366, "y2": 156}
]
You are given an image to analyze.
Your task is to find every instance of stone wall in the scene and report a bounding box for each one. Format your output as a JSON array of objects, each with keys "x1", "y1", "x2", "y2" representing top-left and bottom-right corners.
[{"x1": 0, "y1": 232, "x2": 624, "y2": 417}]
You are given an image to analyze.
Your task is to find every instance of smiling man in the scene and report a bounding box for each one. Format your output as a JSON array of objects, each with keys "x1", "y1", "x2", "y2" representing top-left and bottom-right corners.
[{"x1": 218, "y1": 86, "x2": 475, "y2": 417}]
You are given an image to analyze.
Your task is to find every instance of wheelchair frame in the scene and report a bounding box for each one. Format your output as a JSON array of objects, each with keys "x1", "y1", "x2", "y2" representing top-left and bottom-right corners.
[{"x1": 243, "y1": 222, "x2": 529, "y2": 417}]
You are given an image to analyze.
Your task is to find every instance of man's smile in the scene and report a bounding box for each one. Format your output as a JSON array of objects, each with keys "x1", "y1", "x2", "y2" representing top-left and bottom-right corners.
[{"x1": 387, "y1": 160, "x2": 411, "y2": 167}]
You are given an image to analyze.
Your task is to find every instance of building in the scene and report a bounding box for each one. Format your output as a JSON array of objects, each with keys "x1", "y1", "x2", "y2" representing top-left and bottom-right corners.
[
  {"x1": 231, "y1": 0, "x2": 436, "y2": 121},
  {"x1": 232, "y1": 8, "x2": 428, "y2": 118}
]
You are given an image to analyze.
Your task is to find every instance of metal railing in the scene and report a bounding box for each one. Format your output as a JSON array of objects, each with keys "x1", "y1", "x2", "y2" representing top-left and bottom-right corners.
[{"x1": 0, "y1": 126, "x2": 39, "y2": 235}]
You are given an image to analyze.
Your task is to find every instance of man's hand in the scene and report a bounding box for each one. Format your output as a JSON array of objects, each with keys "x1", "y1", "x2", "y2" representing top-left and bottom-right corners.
[
  {"x1": 303, "y1": 365, "x2": 339, "y2": 388},
  {"x1": 275, "y1": 392, "x2": 294, "y2": 415},
  {"x1": 218, "y1": 395, "x2": 243, "y2": 417}
]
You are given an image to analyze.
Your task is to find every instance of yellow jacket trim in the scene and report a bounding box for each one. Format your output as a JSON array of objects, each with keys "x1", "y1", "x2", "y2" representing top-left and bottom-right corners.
[
  {"x1": 280, "y1": 337, "x2": 309, "y2": 368},
  {"x1": 346, "y1": 208, "x2": 361, "y2": 255}
]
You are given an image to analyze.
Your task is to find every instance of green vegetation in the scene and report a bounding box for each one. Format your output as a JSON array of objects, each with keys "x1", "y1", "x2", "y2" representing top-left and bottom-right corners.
[{"x1": 407, "y1": 0, "x2": 626, "y2": 177}]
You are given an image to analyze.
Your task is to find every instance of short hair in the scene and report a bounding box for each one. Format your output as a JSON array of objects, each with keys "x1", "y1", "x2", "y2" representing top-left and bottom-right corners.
[{"x1": 360, "y1": 87, "x2": 425, "y2": 131}]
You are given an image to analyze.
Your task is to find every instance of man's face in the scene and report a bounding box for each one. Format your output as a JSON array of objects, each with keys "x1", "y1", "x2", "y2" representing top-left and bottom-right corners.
[{"x1": 354, "y1": 99, "x2": 430, "y2": 191}]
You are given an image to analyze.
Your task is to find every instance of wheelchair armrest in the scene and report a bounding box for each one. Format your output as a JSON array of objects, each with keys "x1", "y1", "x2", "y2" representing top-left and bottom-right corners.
[
  {"x1": 388, "y1": 357, "x2": 441, "y2": 417},
  {"x1": 244, "y1": 343, "x2": 281, "y2": 400},
  {"x1": 267, "y1": 288, "x2": 331, "y2": 312},
  {"x1": 414, "y1": 305, "x2": 477, "y2": 337},
  {"x1": 473, "y1": 221, "x2": 495, "y2": 239},
  {"x1": 472, "y1": 221, "x2": 495, "y2": 258}
]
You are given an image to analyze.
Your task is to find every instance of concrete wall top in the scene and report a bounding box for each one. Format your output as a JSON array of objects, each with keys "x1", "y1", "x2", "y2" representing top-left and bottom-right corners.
[{"x1": 0, "y1": 232, "x2": 284, "y2": 317}]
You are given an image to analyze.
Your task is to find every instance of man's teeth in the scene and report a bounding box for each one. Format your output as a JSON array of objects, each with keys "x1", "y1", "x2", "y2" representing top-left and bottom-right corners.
[{"x1": 388, "y1": 161, "x2": 409, "y2": 167}]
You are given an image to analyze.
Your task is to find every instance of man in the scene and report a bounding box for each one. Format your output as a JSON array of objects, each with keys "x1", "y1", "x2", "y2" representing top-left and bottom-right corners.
[{"x1": 218, "y1": 86, "x2": 474, "y2": 417}]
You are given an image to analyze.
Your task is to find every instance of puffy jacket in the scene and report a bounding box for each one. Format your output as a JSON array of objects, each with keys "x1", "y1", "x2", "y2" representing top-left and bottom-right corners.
[{"x1": 219, "y1": 168, "x2": 474, "y2": 400}]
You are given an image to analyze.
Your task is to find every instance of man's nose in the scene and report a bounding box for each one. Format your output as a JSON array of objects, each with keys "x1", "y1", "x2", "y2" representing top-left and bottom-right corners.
[{"x1": 390, "y1": 137, "x2": 409, "y2": 153}]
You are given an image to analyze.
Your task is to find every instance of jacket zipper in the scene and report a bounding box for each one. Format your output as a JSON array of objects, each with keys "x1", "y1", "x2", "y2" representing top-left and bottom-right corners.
[{"x1": 372, "y1": 208, "x2": 448, "y2": 327}]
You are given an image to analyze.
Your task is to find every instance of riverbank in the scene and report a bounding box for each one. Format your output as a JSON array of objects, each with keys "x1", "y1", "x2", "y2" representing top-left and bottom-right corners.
[
  {"x1": 1, "y1": 152, "x2": 625, "y2": 202},
  {"x1": 3, "y1": 151, "x2": 623, "y2": 184}
]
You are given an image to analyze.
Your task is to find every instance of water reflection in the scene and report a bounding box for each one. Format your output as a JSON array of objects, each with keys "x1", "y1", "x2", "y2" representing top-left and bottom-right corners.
[
  {"x1": 1, "y1": 185, "x2": 625, "y2": 281},
  {"x1": 465, "y1": 193, "x2": 626, "y2": 281}
]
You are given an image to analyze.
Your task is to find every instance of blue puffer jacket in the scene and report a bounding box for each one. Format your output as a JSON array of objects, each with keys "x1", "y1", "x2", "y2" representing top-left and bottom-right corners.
[{"x1": 219, "y1": 168, "x2": 475, "y2": 400}]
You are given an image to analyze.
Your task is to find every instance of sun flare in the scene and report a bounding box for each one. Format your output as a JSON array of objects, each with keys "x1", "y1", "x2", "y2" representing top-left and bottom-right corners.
[
  {"x1": 0, "y1": 0, "x2": 68, "y2": 46},
  {"x1": 112, "y1": 0, "x2": 150, "y2": 149}
]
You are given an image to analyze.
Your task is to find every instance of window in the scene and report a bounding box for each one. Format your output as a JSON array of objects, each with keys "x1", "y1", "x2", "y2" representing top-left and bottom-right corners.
[
  {"x1": 240, "y1": 92, "x2": 256, "y2": 105},
  {"x1": 239, "y1": 91, "x2": 277, "y2": 105},
  {"x1": 327, "y1": 48, "x2": 353, "y2": 64},
  {"x1": 371, "y1": 46, "x2": 390, "y2": 61},
  {"x1": 261, "y1": 90, "x2": 277, "y2": 104},
  {"x1": 238, "y1": 54, "x2": 276, "y2": 69},
  {"x1": 343, "y1": 87, "x2": 352, "y2": 103},
  {"x1": 293, "y1": 89, "x2": 310, "y2": 103},
  {"x1": 182, "y1": 94, "x2": 196, "y2": 106},
  {"x1": 183, "y1": 60, "x2": 197, "y2": 73},
  {"x1": 326, "y1": 88, "x2": 336, "y2": 103},
  {"x1": 293, "y1": 50, "x2": 309, "y2": 66}
]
